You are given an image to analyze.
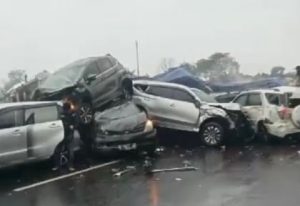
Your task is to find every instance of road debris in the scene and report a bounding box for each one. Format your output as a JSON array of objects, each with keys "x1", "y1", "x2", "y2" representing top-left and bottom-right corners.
[
  {"x1": 297, "y1": 150, "x2": 300, "y2": 155},
  {"x1": 113, "y1": 166, "x2": 136, "y2": 178},
  {"x1": 183, "y1": 160, "x2": 192, "y2": 167},
  {"x1": 175, "y1": 178, "x2": 182, "y2": 181},
  {"x1": 148, "y1": 166, "x2": 198, "y2": 174},
  {"x1": 179, "y1": 154, "x2": 185, "y2": 158}
]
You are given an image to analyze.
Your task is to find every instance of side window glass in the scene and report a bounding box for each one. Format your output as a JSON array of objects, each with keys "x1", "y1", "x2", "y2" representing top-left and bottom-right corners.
[
  {"x1": 171, "y1": 89, "x2": 194, "y2": 103},
  {"x1": 233, "y1": 95, "x2": 248, "y2": 106},
  {"x1": 146, "y1": 86, "x2": 173, "y2": 99},
  {"x1": 0, "y1": 110, "x2": 17, "y2": 129},
  {"x1": 247, "y1": 94, "x2": 262, "y2": 106},
  {"x1": 97, "y1": 58, "x2": 113, "y2": 72},
  {"x1": 25, "y1": 106, "x2": 58, "y2": 124},
  {"x1": 84, "y1": 62, "x2": 100, "y2": 79}
]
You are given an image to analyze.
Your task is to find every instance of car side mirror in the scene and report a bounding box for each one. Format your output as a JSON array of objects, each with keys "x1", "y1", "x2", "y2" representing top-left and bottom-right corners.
[
  {"x1": 195, "y1": 100, "x2": 201, "y2": 108},
  {"x1": 85, "y1": 74, "x2": 97, "y2": 84}
]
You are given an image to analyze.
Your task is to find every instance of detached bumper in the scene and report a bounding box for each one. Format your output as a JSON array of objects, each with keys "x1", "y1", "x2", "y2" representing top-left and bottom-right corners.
[
  {"x1": 265, "y1": 122, "x2": 300, "y2": 138},
  {"x1": 92, "y1": 130, "x2": 157, "y2": 152}
]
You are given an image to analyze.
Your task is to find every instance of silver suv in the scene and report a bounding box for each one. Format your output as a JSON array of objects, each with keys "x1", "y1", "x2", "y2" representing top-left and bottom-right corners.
[
  {"x1": 132, "y1": 80, "x2": 251, "y2": 146},
  {"x1": 0, "y1": 102, "x2": 64, "y2": 168}
]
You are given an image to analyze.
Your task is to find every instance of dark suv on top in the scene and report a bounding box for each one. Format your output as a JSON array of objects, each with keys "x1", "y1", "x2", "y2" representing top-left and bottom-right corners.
[{"x1": 33, "y1": 54, "x2": 132, "y2": 124}]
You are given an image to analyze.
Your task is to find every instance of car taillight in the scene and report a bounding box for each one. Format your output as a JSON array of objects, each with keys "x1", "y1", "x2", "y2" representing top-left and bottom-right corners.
[{"x1": 278, "y1": 106, "x2": 291, "y2": 120}]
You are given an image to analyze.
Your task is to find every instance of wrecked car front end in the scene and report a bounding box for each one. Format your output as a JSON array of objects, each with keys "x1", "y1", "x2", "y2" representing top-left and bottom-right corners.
[
  {"x1": 205, "y1": 103, "x2": 255, "y2": 142},
  {"x1": 92, "y1": 102, "x2": 156, "y2": 153}
]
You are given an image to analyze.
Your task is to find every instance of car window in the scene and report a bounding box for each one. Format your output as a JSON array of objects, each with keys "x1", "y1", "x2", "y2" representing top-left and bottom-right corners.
[
  {"x1": 233, "y1": 94, "x2": 248, "y2": 106},
  {"x1": 25, "y1": 106, "x2": 58, "y2": 124},
  {"x1": 171, "y1": 89, "x2": 194, "y2": 103},
  {"x1": 265, "y1": 93, "x2": 286, "y2": 106},
  {"x1": 0, "y1": 110, "x2": 22, "y2": 129},
  {"x1": 246, "y1": 93, "x2": 262, "y2": 106},
  {"x1": 84, "y1": 62, "x2": 100, "y2": 79},
  {"x1": 97, "y1": 58, "x2": 113, "y2": 72},
  {"x1": 146, "y1": 86, "x2": 173, "y2": 99}
]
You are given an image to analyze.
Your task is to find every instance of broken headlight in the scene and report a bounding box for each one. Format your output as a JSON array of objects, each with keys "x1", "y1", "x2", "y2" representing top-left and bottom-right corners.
[{"x1": 144, "y1": 120, "x2": 154, "y2": 132}]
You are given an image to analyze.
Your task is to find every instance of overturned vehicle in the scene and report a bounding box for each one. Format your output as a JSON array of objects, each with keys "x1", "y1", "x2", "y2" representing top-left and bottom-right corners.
[
  {"x1": 33, "y1": 55, "x2": 132, "y2": 125},
  {"x1": 131, "y1": 80, "x2": 254, "y2": 146},
  {"x1": 91, "y1": 101, "x2": 157, "y2": 154}
]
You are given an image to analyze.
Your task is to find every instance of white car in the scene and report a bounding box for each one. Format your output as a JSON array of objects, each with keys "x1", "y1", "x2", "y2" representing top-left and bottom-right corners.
[
  {"x1": 0, "y1": 101, "x2": 67, "y2": 168},
  {"x1": 232, "y1": 89, "x2": 300, "y2": 142},
  {"x1": 132, "y1": 80, "x2": 253, "y2": 146}
]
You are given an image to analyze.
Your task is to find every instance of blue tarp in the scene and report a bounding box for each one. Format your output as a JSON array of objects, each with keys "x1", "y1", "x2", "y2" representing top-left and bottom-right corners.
[
  {"x1": 210, "y1": 77, "x2": 286, "y2": 93},
  {"x1": 153, "y1": 66, "x2": 212, "y2": 93}
]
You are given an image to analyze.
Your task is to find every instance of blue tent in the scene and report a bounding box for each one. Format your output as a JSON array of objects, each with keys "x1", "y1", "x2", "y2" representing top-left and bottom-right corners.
[
  {"x1": 210, "y1": 77, "x2": 287, "y2": 93},
  {"x1": 153, "y1": 66, "x2": 212, "y2": 93}
]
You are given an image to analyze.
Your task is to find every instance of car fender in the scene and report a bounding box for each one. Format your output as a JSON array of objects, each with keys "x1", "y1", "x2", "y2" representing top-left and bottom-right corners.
[{"x1": 197, "y1": 106, "x2": 234, "y2": 130}]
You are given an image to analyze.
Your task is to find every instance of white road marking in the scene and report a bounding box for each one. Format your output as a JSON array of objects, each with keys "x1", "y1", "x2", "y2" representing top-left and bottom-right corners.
[{"x1": 13, "y1": 160, "x2": 120, "y2": 192}]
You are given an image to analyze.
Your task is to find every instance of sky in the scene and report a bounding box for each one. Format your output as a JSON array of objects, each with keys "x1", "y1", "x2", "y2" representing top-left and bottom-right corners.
[{"x1": 0, "y1": 0, "x2": 299, "y2": 80}]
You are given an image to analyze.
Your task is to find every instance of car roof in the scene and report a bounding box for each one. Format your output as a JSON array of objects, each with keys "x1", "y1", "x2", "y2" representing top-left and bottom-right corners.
[
  {"x1": 238, "y1": 89, "x2": 283, "y2": 95},
  {"x1": 273, "y1": 86, "x2": 298, "y2": 93},
  {"x1": 0, "y1": 101, "x2": 59, "y2": 111},
  {"x1": 133, "y1": 80, "x2": 191, "y2": 90}
]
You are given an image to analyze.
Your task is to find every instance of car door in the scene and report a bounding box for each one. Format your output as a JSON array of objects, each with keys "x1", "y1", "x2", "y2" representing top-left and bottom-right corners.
[
  {"x1": 91, "y1": 57, "x2": 119, "y2": 107},
  {"x1": 24, "y1": 105, "x2": 64, "y2": 159},
  {"x1": 166, "y1": 88, "x2": 200, "y2": 131},
  {"x1": 0, "y1": 108, "x2": 27, "y2": 167},
  {"x1": 234, "y1": 93, "x2": 264, "y2": 128},
  {"x1": 82, "y1": 61, "x2": 102, "y2": 105}
]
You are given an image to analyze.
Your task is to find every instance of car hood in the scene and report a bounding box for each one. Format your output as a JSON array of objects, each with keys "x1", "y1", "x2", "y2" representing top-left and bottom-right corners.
[
  {"x1": 94, "y1": 101, "x2": 147, "y2": 133},
  {"x1": 38, "y1": 75, "x2": 76, "y2": 94},
  {"x1": 207, "y1": 102, "x2": 241, "y2": 111}
]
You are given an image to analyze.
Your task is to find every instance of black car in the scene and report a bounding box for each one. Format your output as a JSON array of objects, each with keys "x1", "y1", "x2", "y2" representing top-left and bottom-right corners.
[
  {"x1": 33, "y1": 54, "x2": 132, "y2": 124},
  {"x1": 92, "y1": 101, "x2": 157, "y2": 155}
]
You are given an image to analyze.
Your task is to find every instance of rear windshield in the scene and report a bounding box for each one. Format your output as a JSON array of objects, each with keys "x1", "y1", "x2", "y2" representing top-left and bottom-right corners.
[{"x1": 265, "y1": 93, "x2": 287, "y2": 106}]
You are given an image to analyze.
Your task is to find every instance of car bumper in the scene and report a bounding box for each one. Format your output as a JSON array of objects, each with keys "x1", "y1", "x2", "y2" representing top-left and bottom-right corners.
[
  {"x1": 92, "y1": 130, "x2": 157, "y2": 152},
  {"x1": 265, "y1": 122, "x2": 300, "y2": 138}
]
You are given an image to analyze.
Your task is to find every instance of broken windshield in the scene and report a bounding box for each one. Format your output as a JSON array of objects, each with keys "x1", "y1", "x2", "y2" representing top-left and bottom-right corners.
[{"x1": 40, "y1": 58, "x2": 96, "y2": 92}]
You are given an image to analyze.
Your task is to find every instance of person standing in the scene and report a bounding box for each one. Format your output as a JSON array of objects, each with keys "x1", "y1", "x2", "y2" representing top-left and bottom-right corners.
[{"x1": 53, "y1": 101, "x2": 78, "y2": 171}]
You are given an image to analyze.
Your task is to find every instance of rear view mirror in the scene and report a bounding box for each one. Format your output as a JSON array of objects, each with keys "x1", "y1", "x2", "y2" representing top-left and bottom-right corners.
[
  {"x1": 195, "y1": 100, "x2": 201, "y2": 108},
  {"x1": 86, "y1": 74, "x2": 97, "y2": 84}
]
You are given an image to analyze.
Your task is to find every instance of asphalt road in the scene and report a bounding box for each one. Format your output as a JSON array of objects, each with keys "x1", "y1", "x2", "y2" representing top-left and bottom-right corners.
[{"x1": 2, "y1": 133, "x2": 300, "y2": 206}]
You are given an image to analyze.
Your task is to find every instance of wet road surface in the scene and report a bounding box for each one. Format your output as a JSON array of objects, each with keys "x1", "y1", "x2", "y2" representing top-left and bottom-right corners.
[{"x1": 2, "y1": 133, "x2": 300, "y2": 206}]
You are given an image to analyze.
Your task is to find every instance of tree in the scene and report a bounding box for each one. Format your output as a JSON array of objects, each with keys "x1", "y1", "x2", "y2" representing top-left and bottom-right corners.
[
  {"x1": 270, "y1": 66, "x2": 285, "y2": 77},
  {"x1": 4, "y1": 69, "x2": 26, "y2": 90},
  {"x1": 195, "y1": 52, "x2": 240, "y2": 79},
  {"x1": 158, "y1": 58, "x2": 176, "y2": 72}
]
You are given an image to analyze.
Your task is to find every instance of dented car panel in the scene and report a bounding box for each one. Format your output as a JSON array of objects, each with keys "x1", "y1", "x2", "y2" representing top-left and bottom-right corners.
[
  {"x1": 93, "y1": 101, "x2": 156, "y2": 152},
  {"x1": 232, "y1": 90, "x2": 300, "y2": 138}
]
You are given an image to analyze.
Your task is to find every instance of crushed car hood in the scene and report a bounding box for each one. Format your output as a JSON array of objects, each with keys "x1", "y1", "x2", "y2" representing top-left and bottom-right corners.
[
  {"x1": 95, "y1": 101, "x2": 147, "y2": 133},
  {"x1": 207, "y1": 102, "x2": 241, "y2": 111}
]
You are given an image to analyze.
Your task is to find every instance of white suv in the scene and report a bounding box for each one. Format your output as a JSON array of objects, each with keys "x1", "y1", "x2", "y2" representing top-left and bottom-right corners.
[{"x1": 232, "y1": 90, "x2": 300, "y2": 142}]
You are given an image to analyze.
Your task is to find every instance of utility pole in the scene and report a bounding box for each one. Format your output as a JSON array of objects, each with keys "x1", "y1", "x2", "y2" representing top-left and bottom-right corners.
[{"x1": 135, "y1": 40, "x2": 140, "y2": 76}]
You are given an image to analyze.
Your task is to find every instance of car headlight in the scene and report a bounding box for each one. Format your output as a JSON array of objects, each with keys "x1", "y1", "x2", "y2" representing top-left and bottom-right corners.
[{"x1": 144, "y1": 120, "x2": 154, "y2": 132}]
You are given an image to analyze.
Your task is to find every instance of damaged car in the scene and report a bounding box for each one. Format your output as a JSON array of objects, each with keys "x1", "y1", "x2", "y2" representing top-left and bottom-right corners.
[
  {"x1": 33, "y1": 54, "x2": 132, "y2": 125},
  {"x1": 131, "y1": 80, "x2": 253, "y2": 146},
  {"x1": 232, "y1": 89, "x2": 300, "y2": 142},
  {"x1": 92, "y1": 101, "x2": 157, "y2": 154}
]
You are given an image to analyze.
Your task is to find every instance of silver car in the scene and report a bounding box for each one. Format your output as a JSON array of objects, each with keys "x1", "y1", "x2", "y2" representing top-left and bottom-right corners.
[
  {"x1": 132, "y1": 80, "x2": 252, "y2": 146},
  {"x1": 0, "y1": 101, "x2": 65, "y2": 168}
]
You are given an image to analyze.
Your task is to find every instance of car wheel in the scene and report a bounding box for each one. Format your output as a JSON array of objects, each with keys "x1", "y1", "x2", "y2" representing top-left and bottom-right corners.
[
  {"x1": 257, "y1": 123, "x2": 271, "y2": 143},
  {"x1": 79, "y1": 103, "x2": 94, "y2": 125},
  {"x1": 200, "y1": 122, "x2": 224, "y2": 146}
]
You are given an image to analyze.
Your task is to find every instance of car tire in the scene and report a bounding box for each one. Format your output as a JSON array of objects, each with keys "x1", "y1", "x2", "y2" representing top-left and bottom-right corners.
[
  {"x1": 257, "y1": 123, "x2": 271, "y2": 143},
  {"x1": 200, "y1": 122, "x2": 225, "y2": 147},
  {"x1": 78, "y1": 102, "x2": 94, "y2": 125}
]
